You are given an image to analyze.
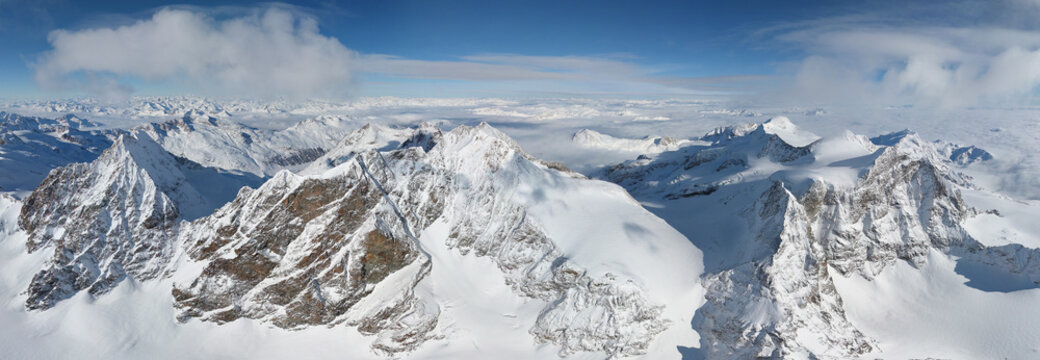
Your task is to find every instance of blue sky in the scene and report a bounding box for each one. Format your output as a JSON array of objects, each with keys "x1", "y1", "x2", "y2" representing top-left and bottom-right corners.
[{"x1": 2, "y1": 0, "x2": 1040, "y2": 104}]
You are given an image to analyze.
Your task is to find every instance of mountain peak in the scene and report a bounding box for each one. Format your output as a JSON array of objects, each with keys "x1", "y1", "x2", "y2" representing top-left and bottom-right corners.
[
  {"x1": 19, "y1": 129, "x2": 262, "y2": 310},
  {"x1": 107, "y1": 131, "x2": 165, "y2": 158},
  {"x1": 572, "y1": 128, "x2": 695, "y2": 154},
  {"x1": 761, "y1": 116, "x2": 821, "y2": 147},
  {"x1": 101, "y1": 132, "x2": 203, "y2": 208},
  {"x1": 19, "y1": 135, "x2": 184, "y2": 309},
  {"x1": 701, "y1": 122, "x2": 760, "y2": 144},
  {"x1": 869, "y1": 129, "x2": 919, "y2": 147},
  {"x1": 440, "y1": 121, "x2": 521, "y2": 150},
  {"x1": 57, "y1": 113, "x2": 100, "y2": 128},
  {"x1": 181, "y1": 109, "x2": 223, "y2": 126}
]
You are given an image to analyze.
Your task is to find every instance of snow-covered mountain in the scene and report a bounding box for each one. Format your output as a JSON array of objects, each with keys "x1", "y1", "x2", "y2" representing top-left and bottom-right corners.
[
  {"x1": 298, "y1": 122, "x2": 440, "y2": 175},
  {"x1": 0, "y1": 112, "x2": 117, "y2": 191},
  {"x1": 571, "y1": 128, "x2": 697, "y2": 154},
  {"x1": 19, "y1": 132, "x2": 263, "y2": 310},
  {"x1": 0, "y1": 109, "x2": 356, "y2": 191},
  {"x1": 7, "y1": 120, "x2": 704, "y2": 358},
  {"x1": 602, "y1": 116, "x2": 1040, "y2": 358},
  {"x1": 3, "y1": 104, "x2": 1040, "y2": 359},
  {"x1": 137, "y1": 110, "x2": 360, "y2": 177}
]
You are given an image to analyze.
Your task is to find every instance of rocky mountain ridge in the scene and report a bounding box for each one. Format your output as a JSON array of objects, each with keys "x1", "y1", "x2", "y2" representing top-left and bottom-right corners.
[
  {"x1": 19, "y1": 132, "x2": 262, "y2": 309},
  {"x1": 13, "y1": 120, "x2": 702, "y2": 357},
  {"x1": 602, "y1": 117, "x2": 1038, "y2": 358}
]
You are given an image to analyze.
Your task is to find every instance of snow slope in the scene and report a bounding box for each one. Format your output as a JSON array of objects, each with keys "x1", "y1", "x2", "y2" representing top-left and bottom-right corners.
[
  {"x1": 833, "y1": 250, "x2": 1040, "y2": 359},
  {"x1": 572, "y1": 128, "x2": 699, "y2": 154}
]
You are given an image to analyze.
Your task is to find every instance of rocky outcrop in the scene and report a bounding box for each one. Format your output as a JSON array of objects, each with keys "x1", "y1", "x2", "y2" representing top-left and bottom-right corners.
[
  {"x1": 265, "y1": 147, "x2": 325, "y2": 167},
  {"x1": 603, "y1": 118, "x2": 1020, "y2": 358},
  {"x1": 19, "y1": 134, "x2": 184, "y2": 309},
  {"x1": 19, "y1": 132, "x2": 261, "y2": 310},
  {"x1": 173, "y1": 170, "x2": 429, "y2": 331}
]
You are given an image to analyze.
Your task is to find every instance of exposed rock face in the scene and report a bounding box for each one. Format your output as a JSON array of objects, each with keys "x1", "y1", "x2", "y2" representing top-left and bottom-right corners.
[
  {"x1": 265, "y1": 147, "x2": 325, "y2": 167},
  {"x1": 172, "y1": 122, "x2": 674, "y2": 356},
  {"x1": 173, "y1": 170, "x2": 428, "y2": 332},
  {"x1": 9, "y1": 118, "x2": 698, "y2": 357},
  {"x1": 602, "y1": 118, "x2": 1022, "y2": 358},
  {"x1": 18, "y1": 132, "x2": 261, "y2": 310},
  {"x1": 19, "y1": 134, "x2": 184, "y2": 309}
]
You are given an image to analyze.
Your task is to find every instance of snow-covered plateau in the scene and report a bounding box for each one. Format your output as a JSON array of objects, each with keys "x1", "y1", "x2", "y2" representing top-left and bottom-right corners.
[{"x1": 2, "y1": 97, "x2": 1040, "y2": 359}]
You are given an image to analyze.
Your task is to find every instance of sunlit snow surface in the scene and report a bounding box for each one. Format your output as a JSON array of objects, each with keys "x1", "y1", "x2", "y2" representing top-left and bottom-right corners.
[{"x1": 2, "y1": 97, "x2": 1040, "y2": 359}]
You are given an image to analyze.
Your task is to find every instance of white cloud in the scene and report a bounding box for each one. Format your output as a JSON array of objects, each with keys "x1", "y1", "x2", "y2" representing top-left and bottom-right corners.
[
  {"x1": 33, "y1": 7, "x2": 356, "y2": 99},
  {"x1": 769, "y1": 22, "x2": 1040, "y2": 107},
  {"x1": 30, "y1": 6, "x2": 765, "y2": 99}
]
